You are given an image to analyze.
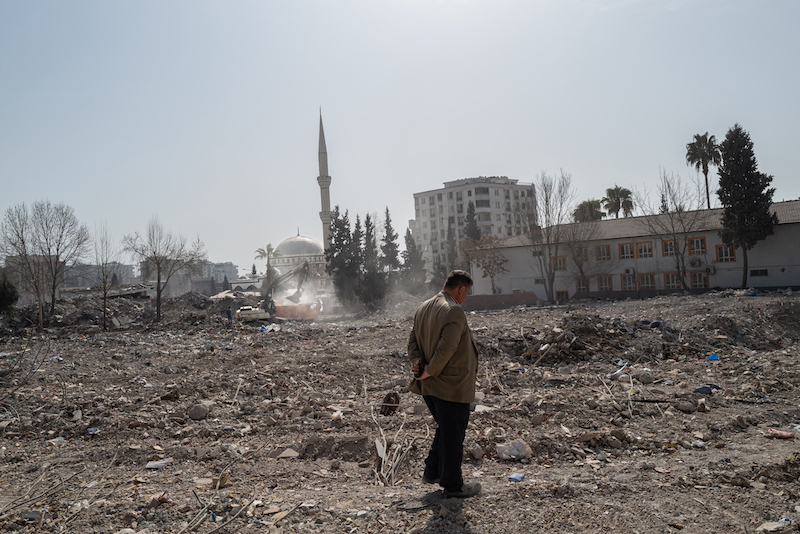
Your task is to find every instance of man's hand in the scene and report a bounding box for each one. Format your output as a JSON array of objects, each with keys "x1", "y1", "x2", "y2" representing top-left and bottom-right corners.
[{"x1": 413, "y1": 359, "x2": 431, "y2": 381}]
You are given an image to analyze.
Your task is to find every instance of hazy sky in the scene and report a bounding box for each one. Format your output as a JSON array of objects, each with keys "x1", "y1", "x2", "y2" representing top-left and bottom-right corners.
[{"x1": 2, "y1": 0, "x2": 798, "y2": 276}]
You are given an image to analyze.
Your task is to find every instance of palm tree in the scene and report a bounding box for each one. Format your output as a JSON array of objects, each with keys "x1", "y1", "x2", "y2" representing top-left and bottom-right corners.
[
  {"x1": 572, "y1": 199, "x2": 605, "y2": 222},
  {"x1": 254, "y1": 244, "x2": 280, "y2": 285},
  {"x1": 686, "y1": 132, "x2": 721, "y2": 210},
  {"x1": 602, "y1": 185, "x2": 634, "y2": 219}
]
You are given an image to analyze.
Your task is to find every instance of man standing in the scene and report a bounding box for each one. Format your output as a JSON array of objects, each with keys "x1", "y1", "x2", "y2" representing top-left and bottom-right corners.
[{"x1": 408, "y1": 270, "x2": 481, "y2": 498}]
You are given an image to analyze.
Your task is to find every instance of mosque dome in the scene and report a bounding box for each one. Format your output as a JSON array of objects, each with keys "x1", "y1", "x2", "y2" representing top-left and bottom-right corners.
[{"x1": 275, "y1": 235, "x2": 324, "y2": 256}]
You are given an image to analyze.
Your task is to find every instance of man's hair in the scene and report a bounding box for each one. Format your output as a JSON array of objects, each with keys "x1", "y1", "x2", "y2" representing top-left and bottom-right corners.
[{"x1": 443, "y1": 270, "x2": 473, "y2": 290}]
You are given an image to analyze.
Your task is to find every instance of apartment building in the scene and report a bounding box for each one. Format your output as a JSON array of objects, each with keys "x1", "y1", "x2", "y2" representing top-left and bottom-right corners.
[{"x1": 409, "y1": 176, "x2": 532, "y2": 271}]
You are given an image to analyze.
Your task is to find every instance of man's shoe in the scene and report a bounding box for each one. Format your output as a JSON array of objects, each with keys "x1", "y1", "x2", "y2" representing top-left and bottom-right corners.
[
  {"x1": 422, "y1": 474, "x2": 440, "y2": 484},
  {"x1": 443, "y1": 482, "x2": 481, "y2": 498}
]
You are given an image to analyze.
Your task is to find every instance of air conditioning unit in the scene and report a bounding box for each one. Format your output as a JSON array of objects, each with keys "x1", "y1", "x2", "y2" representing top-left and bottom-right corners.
[
  {"x1": 705, "y1": 265, "x2": 716, "y2": 274},
  {"x1": 624, "y1": 268, "x2": 635, "y2": 275},
  {"x1": 689, "y1": 259, "x2": 701, "y2": 267}
]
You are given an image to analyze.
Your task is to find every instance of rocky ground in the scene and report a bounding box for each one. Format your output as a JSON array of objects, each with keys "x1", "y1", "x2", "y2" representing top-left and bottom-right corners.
[{"x1": 1, "y1": 290, "x2": 800, "y2": 533}]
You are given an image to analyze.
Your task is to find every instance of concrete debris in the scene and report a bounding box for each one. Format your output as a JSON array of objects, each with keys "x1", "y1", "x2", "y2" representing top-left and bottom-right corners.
[{"x1": 0, "y1": 291, "x2": 799, "y2": 532}]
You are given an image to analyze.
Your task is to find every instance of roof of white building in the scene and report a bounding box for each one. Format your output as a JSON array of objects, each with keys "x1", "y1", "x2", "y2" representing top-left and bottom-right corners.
[{"x1": 497, "y1": 199, "x2": 800, "y2": 248}]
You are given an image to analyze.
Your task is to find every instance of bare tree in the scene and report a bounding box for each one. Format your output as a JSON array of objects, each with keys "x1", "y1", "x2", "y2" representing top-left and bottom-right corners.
[
  {"x1": 635, "y1": 171, "x2": 713, "y2": 290},
  {"x1": 518, "y1": 170, "x2": 576, "y2": 302},
  {"x1": 94, "y1": 220, "x2": 120, "y2": 330},
  {"x1": 460, "y1": 234, "x2": 509, "y2": 294},
  {"x1": 31, "y1": 201, "x2": 91, "y2": 315},
  {"x1": 123, "y1": 216, "x2": 207, "y2": 322},
  {"x1": 562, "y1": 220, "x2": 609, "y2": 295},
  {"x1": 1, "y1": 201, "x2": 90, "y2": 329},
  {"x1": 1, "y1": 204, "x2": 48, "y2": 328}
]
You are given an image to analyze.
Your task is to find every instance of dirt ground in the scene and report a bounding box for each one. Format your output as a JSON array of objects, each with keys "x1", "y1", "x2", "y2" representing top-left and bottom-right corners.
[{"x1": 1, "y1": 290, "x2": 800, "y2": 533}]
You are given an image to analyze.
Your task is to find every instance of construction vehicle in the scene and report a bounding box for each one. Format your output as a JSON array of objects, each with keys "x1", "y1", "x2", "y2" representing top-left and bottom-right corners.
[{"x1": 236, "y1": 261, "x2": 319, "y2": 321}]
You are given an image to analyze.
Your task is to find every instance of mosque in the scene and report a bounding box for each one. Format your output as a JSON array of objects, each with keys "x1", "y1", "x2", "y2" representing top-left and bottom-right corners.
[{"x1": 271, "y1": 113, "x2": 332, "y2": 275}]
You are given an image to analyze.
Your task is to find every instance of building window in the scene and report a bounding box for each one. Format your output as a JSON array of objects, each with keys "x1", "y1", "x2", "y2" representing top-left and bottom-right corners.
[
  {"x1": 750, "y1": 269, "x2": 768, "y2": 277},
  {"x1": 505, "y1": 202, "x2": 511, "y2": 212},
  {"x1": 506, "y1": 215, "x2": 512, "y2": 225},
  {"x1": 665, "y1": 272, "x2": 681, "y2": 289},
  {"x1": 457, "y1": 204, "x2": 463, "y2": 214},
  {"x1": 457, "y1": 229, "x2": 463, "y2": 238},
  {"x1": 437, "y1": 193, "x2": 442, "y2": 202},
  {"x1": 440, "y1": 229, "x2": 445, "y2": 238},
  {"x1": 621, "y1": 274, "x2": 636, "y2": 291},
  {"x1": 576, "y1": 277, "x2": 589, "y2": 292},
  {"x1": 423, "y1": 221, "x2": 428, "y2": 229},
  {"x1": 423, "y1": 233, "x2": 428, "y2": 240},
  {"x1": 514, "y1": 190, "x2": 519, "y2": 200},
  {"x1": 495, "y1": 189, "x2": 500, "y2": 196},
  {"x1": 619, "y1": 243, "x2": 635, "y2": 260},
  {"x1": 506, "y1": 226, "x2": 513, "y2": 236},
  {"x1": 421, "y1": 209, "x2": 426, "y2": 217},
  {"x1": 438, "y1": 205, "x2": 443, "y2": 214},
  {"x1": 475, "y1": 187, "x2": 489, "y2": 195},
  {"x1": 534, "y1": 278, "x2": 544, "y2": 285},
  {"x1": 495, "y1": 202, "x2": 501, "y2": 209},
  {"x1": 596, "y1": 245, "x2": 611, "y2": 261},
  {"x1": 552, "y1": 256, "x2": 566, "y2": 271},
  {"x1": 496, "y1": 214, "x2": 501, "y2": 221},
  {"x1": 555, "y1": 290, "x2": 570, "y2": 303},
  {"x1": 467, "y1": 190, "x2": 472, "y2": 196},
  {"x1": 597, "y1": 275, "x2": 612, "y2": 292},
  {"x1": 456, "y1": 191, "x2": 462, "y2": 201},
  {"x1": 448, "y1": 216, "x2": 454, "y2": 225},
  {"x1": 638, "y1": 273, "x2": 655, "y2": 290},
  {"x1": 415, "y1": 209, "x2": 419, "y2": 218},
  {"x1": 689, "y1": 237, "x2": 706, "y2": 255},
  {"x1": 662, "y1": 239, "x2": 677, "y2": 257},
  {"x1": 476, "y1": 199, "x2": 490, "y2": 208},
  {"x1": 637, "y1": 242, "x2": 653, "y2": 258},
  {"x1": 449, "y1": 205, "x2": 454, "y2": 213},
  {"x1": 505, "y1": 190, "x2": 511, "y2": 199},
  {"x1": 448, "y1": 191, "x2": 453, "y2": 199},
  {"x1": 457, "y1": 216, "x2": 464, "y2": 227},
  {"x1": 716, "y1": 244, "x2": 736, "y2": 262},
  {"x1": 691, "y1": 271, "x2": 708, "y2": 288},
  {"x1": 415, "y1": 197, "x2": 419, "y2": 206},
  {"x1": 429, "y1": 196, "x2": 435, "y2": 205}
]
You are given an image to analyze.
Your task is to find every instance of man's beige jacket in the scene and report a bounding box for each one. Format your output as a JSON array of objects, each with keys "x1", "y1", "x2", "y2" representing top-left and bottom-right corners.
[{"x1": 407, "y1": 291, "x2": 479, "y2": 403}]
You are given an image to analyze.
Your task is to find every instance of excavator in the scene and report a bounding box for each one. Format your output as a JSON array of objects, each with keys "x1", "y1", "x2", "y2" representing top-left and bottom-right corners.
[{"x1": 235, "y1": 261, "x2": 319, "y2": 321}]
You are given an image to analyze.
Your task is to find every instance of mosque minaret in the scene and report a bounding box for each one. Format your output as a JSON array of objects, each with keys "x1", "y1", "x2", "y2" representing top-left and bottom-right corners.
[{"x1": 317, "y1": 112, "x2": 332, "y2": 250}]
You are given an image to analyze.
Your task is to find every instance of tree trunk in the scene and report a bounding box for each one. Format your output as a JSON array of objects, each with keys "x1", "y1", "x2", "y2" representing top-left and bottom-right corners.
[
  {"x1": 156, "y1": 271, "x2": 162, "y2": 322},
  {"x1": 741, "y1": 248, "x2": 748, "y2": 289},
  {"x1": 703, "y1": 163, "x2": 711, "y2": 210},
  {"x1": 102, "y1": 292, "x2": 108, "y2": 330}
]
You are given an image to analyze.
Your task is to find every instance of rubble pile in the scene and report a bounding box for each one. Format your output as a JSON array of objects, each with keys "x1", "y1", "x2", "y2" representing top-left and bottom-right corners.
[{"x1": 0, "y1": 292, "x2": 799, "y2": 533}]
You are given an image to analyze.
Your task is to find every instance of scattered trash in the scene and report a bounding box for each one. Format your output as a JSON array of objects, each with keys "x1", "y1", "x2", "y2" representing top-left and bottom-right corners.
[
  {"x1": 508, "y1": 473, "x2": 525, "y2": 482},
  {"x1": 496, "y1": 439, "x2": 533, "y2": 461},
  {"x1": 765, "y1": 429, "x2": 794, "y2": 439},
  {"x1": 693, "y1": 383, "x2": 722, "y2": 395},
  {"x1": 86, "y1": 427, "x2": 100, "y2": 435},
  {"x1": 46, "y1": 437, "x2": 65, "y2": 445},
  {"x1": 145, "y1": 458, "x2": 173, "y2": 469},
  {"x1": 706, "y1": 353, "x2": 719, "y2": 361},
  {"x1": 756, "y1": 518, "x2": 791, "y2": 532},
  {"x1": 610, "y1": 358, "x2": 628, "y2": 367}
]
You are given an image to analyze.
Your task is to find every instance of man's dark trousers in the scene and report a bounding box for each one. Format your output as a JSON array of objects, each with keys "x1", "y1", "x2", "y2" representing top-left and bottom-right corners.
[{"x1": 422, "y1": 395, "x2": 471, "y2": 491}]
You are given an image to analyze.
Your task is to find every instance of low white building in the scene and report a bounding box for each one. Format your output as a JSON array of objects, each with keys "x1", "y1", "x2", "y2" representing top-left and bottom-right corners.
[{"x1": 470, "y1": 200, "x2": 800, "y2": 300}]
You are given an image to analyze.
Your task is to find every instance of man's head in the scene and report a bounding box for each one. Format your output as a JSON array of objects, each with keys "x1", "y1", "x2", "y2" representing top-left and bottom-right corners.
[{"x1": 443, "y1": 270, "x2": 473, "y2": 304}]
